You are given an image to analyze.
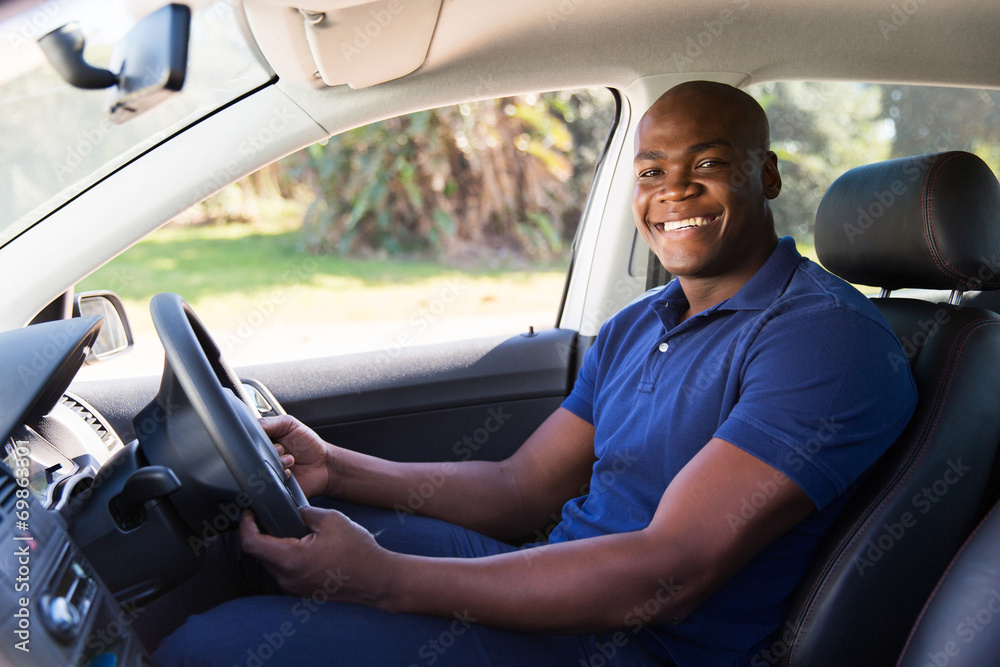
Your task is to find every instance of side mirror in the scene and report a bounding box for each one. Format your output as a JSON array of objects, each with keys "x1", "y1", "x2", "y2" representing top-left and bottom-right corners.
[
  {"x1": 38, "y1": 3, "x2": 191, "y2": 124},
  {"x1": 73, "y1": 291, "x2": 134, "y2": 362}
]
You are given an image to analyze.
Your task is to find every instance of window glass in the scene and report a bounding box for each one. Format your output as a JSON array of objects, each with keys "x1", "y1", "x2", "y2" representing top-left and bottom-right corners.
[
  {"x1": 746, "y1": 82, "x2": 1000, "y2": 264},
  {"x1": 0, "y1": 0, "x2": 272, "y2": 246},
  {"x1": 77, "y1": 88, "x2": 617, "y2": 379}
]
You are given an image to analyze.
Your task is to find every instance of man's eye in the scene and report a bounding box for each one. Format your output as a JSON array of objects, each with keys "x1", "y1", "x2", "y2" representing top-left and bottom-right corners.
[
  {"x1": 639, "y1": 169, "x2": 662, "y2": 178},
  {"x1": 699, "y1": 159, "x2": 726, "y2": 168}
]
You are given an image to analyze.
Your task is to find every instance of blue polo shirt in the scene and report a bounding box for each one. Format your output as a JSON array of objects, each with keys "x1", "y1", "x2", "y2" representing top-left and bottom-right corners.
[{"x1": 551, "y1": 237, "x2": 917, "y2": 666}]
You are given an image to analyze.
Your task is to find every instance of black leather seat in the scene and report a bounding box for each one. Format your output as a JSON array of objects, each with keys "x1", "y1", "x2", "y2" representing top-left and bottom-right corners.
[
  {"x1": 772, "y1": 151, "x2": 1000, "y2": 666},
  {"x1": 896, "y1": 496, "x2": 1000, "y2": 666}
]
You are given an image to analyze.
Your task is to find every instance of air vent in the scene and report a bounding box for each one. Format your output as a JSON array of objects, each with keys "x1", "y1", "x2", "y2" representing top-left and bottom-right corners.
[{"x1": 60, "y1": 394, "x2": 122, "y2": 452}]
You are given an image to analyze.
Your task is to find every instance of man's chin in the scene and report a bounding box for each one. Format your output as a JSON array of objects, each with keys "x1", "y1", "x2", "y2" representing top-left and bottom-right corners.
[{"x1": 651, "y1": 252, "x2": 702, "y2": 278}]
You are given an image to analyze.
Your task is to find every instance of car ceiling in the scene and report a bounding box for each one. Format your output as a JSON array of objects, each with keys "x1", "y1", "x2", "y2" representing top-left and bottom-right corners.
[
  {"x1": 249, "y1": 0, "x2": 999, "y2": 132},
  {"x1": 3, "y1": 0, "x2": 995, "y2": 332}
]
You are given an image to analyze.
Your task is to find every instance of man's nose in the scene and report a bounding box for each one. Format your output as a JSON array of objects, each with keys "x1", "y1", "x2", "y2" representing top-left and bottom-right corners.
[{"x1": 656, "y1": 170, "x2": 696, "y2": 201}]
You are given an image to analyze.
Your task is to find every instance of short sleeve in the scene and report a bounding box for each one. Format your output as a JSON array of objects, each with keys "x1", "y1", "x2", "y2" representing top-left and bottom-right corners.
[{"x1": 714, "y1": 305, "x2": 918, "y2": 510}]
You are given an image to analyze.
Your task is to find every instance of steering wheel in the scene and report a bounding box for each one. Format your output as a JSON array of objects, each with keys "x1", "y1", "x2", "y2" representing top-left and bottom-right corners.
[{"x1": 137, "y1": 292, "x2": 309, "y2": 539}]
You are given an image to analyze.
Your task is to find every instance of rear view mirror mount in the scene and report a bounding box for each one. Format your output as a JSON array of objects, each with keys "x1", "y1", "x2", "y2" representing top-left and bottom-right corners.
[{"x1": 38, "y1": 3, "x2": 191, "y2": 124}]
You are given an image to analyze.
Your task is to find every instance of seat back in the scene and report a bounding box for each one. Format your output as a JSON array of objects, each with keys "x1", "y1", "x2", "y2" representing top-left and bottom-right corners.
[
  {"x1": 774, "y1": 151, "x2": 1000, "y2": 666},
  {"x1": 896, "y1": 496, "x2": 1000, "y2": 666}
]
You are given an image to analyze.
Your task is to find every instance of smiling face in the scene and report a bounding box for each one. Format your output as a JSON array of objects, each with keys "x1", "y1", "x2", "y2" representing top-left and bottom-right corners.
[{"x1": 633, "y1": 82, "x2": 782, "y2": 304}]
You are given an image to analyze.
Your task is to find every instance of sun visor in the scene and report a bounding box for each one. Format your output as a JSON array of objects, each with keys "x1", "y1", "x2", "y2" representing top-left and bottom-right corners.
[{"x1": 245, "y1": 0, "x2": 443, "y2": 89}]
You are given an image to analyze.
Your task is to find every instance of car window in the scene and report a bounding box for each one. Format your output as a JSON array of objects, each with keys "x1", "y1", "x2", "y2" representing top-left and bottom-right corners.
[
  {"x1": 0, "y1": 0, "x2": 272, "y2": 247},
  {"x1": 746, "y1": 81, "x2": 1000, "y2": 269},
  {"x1": 76, "y1": 88, "x2": 618, "y2": 379}
]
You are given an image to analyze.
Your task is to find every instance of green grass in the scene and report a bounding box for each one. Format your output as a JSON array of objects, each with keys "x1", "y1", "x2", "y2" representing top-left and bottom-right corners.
[
  {"x1": 79, "y1": 220, "x2": 566, "y2": 304},
  {"x1": 76, "y1": 220, "x2": 570, "y2": 378}
]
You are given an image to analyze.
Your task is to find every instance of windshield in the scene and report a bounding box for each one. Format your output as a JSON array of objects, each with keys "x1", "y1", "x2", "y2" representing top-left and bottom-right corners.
[{"x1": 0, "y1": 0, "x2": 272, "y2": 248}]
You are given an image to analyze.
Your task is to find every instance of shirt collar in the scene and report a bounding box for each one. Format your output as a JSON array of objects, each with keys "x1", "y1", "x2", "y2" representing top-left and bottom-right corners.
[
  {"x1": 652, "y1": 236, "x2": 803, "y2": 322},
  {"x1": 719, "y1": 236, "x2": 803, "y2": 311}
]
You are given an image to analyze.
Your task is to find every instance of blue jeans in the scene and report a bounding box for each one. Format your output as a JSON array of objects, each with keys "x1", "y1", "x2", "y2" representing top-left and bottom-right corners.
[{"x1": 152, "y1": 500, "x2": 664, "y2": 666}]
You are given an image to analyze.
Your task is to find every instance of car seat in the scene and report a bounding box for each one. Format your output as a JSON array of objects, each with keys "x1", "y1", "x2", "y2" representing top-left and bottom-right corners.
[
  {"x1": 895, "y1": 493, "x2": 1000, "y2": 666},
  {"x1": 773, "y1": 151, "x2": 1000, "y2": 666}
]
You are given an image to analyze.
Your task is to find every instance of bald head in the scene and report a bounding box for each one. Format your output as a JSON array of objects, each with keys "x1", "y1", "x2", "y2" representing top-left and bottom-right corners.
[
  {"x1": 630, "y1": 79, "x2": 783, "y2": 286},
  {"x1": 641, "y1": 81, "x2": 771, "y2": 152}
]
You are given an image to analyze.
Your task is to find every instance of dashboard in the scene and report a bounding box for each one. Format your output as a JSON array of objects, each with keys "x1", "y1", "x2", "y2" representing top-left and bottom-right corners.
[
  {"x1": 3, "y1": 394, "x2": 125, "y2": 512},
  {"x1": 0, "y1": 312, "x2": 291, "y2": 666},
  {"x1": 0, "y1": 316, "x2": 151, "y2": 666}
]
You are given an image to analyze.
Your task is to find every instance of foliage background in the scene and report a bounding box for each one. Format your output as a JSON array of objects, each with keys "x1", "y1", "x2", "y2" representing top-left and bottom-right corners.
[
  {"x1": 76, "y1": 82, "x2": 1000, "y2": 378},
  {"x1": 190, "y1": 90, "x2": 615, "y2": 262},
  {"x1": 182, "y1": 83, "x2": 1000, "y2": 261}
]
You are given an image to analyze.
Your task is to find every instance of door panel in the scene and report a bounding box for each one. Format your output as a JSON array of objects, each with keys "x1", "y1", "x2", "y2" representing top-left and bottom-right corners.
[
  {"x1": 241, "y1": 327, "x2": 578, "y2": 462},
  {"x1": 72, "y1": 327, "x2": 579, "y2": 464}
]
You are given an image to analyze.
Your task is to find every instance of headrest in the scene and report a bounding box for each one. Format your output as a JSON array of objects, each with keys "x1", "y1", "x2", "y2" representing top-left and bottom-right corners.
[{"x1": 814, "y1": 151, "x2": 1000, "y2": 291}]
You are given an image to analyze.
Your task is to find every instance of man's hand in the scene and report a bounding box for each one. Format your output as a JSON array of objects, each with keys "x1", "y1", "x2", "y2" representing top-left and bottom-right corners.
[
  {"x1": 239, "y1": 506, "x2": 393, "y2": 605},
  {"x1": 260, "y1": 415, "x2": 334, "y2": 499}
]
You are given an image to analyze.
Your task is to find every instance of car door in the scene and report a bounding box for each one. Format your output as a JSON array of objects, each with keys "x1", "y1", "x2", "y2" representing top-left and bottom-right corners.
[{"x1": 70, "y1": 89, "x2": 627, "y2": 470}]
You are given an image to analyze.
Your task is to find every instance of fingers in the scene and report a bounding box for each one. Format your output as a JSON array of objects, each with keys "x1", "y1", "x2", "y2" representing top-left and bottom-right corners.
[
  {"x1": 240, "y1": 510, "x2": 302, "y2": 563},
  {"x1": 259, "y1": 414, "x2": 301, "y2": 439},
  {"x1": 299, "y1": 505, "x2": 334, "y2": 530}
]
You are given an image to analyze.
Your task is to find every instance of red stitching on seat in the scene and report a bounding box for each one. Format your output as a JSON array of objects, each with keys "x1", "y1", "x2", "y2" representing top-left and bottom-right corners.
[
  {"x1": 787, "y1": 317, "x2": 1000, "y2": 665},
  {"x1": 896, "y1": 499, "x2": 1000, "y2": 665},
  {"x1": 922, "y1": 153, "x2": 992, "y2": 289}
]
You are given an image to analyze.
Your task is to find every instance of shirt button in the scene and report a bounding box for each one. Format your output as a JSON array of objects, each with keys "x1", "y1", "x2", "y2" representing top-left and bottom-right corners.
[{"x1": 658, "y1": 342, "x2": 669, "y2": 353}]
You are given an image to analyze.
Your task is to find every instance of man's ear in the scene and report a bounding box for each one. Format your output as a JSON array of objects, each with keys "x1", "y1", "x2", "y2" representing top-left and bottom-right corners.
[{"x1": 762, "y1": 151, "x2": 781, "y2": 200}]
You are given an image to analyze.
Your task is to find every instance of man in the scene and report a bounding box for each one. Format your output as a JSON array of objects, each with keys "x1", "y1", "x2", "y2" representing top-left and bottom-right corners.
[{"x1": 155, "y1": 81, "x2": 917, "y2": 666}]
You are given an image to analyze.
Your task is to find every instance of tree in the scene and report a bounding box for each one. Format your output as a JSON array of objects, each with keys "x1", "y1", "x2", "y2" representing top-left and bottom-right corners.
[
  {"x1": 880, "y1": 85, "x2": 1000, "y2": 174},
  {"x1": 751, "y1": 81, "x2": 891, "y2": 240},
  {"x1": 291, "y1": 90, "x2": 614, "y2": 260}
]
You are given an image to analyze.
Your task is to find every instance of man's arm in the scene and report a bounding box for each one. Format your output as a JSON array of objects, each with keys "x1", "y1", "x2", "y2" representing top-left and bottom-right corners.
[
  {"x1": 263, "y1": 408, "x2": 596, "y2": 541},
  {"x1": 241, "y1": 436, "x2": 815, "y2": 633}
]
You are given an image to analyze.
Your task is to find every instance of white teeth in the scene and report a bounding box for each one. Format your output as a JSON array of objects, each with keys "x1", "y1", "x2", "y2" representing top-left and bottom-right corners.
[{"x1": 659, "y1": 216, "x2": 714, "y2": 232}]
